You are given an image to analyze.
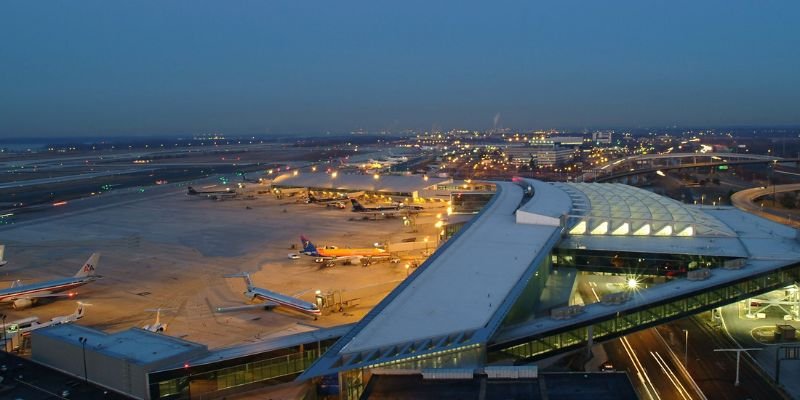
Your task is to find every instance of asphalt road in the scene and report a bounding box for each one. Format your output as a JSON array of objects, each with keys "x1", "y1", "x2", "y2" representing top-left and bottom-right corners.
[
  {"x1": 605, "y1": 317, "x2": 789, "y2": 400},
  {"x1": 606, "y1": 328, "x2": 701, "y2": 400},
  {"x1": 730, "y1": 183, "x2": 800, "y2": 227}
]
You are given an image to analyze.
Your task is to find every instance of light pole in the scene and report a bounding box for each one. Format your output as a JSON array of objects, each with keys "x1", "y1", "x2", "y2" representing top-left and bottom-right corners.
[
  {"x1": 1, "y1": 314, "x2": 5, "y2": 351},
  {"x1": 78, "y1": 336, "x2": 88, "y2": 385},
  {"x1": 683, "y1": 329, "x2": 689, "y2": 367},
  {"x1": 714, "y1": 348, "x2": 762, "y2": 386}
]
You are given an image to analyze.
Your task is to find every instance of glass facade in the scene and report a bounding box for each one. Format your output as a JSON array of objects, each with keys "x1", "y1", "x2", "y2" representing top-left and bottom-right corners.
[
  {"x1": 492, "y1": 261, "x2": 800, "y2": 362},
  {"x1": 340, "y1": 344, "x2": 484, "y2": 400},
  {"x1": 149, "y1": 339, "x2": 339, "y2": 399},
  {"x1": 502, "y1": 254, "x2": 553, "y2": 326},
  {"x1": 450, "y1": 192, "x2": 495, "y2": 214},
  {"x1": 552, "y1": 248, "x2": 741, "y2": 277}
]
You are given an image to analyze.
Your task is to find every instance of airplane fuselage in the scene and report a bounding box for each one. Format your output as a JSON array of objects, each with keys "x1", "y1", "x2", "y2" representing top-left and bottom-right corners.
[
  {"x1": 0, "y1": 276, "x2": 97, "y2": 303},
  {"x1": 249, "y1": 288, "x2": 321, "y2": 316},
  {"x1": 315, "y1": 247, "x2": 386, "y2": 258}
]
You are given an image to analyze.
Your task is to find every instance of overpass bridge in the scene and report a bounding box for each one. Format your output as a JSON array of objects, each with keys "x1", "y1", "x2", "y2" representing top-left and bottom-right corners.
[
  {"x1": 582, "y1": 152, "x2": 794, "y2": 182},
  {"x1": 594, "y1": 158, "x2": 800, "y2": 183},
  {"x1": 489, "y1": 257, "x2": 800, "y2": 363}
]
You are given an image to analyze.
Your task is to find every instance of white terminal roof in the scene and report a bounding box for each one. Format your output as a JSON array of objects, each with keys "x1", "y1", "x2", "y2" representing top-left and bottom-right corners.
[
  {"x1": 557, "y1": 182, "x2": 737, "y2": 237},
  {"x1": 177, "y1": 324, "x2": 354, "y2": 368},
  {"x1": 271, "y1": 172, "x2": 447, "y2": 194},
  {"x1": 342, "y1": 181, "x2": 554, "y2": 354},
  {"x1": 551, "y1": 182, "x2": 748, "y2": 257}
]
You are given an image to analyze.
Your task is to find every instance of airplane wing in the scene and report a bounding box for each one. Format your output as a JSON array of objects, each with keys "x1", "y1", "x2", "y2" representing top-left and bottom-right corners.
[
  {"x1": 214, "y1": 302, "x2": 278, "y2": 313},
  {"x1": 290, "y1": 288, "x2": 315, "y2": 297},
  {"x1": 16, "y1": 291, "x2": 76, "y2": 300}
]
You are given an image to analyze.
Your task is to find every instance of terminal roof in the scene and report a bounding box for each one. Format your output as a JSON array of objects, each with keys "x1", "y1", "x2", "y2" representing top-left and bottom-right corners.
[
  {"x1": 179, "y1": 324, "x2": 354, "y2": 368},
  {"x1": 33, "y1": 325, "x2": 207, "y2": 366},
  {"x1": 303, "y1": 180, "x2": 563, "y2": 377},
  {"x1": 272, "y1": 172, "x2": 446, "y2": 194},
  {"x1": 559, "y1": 183, "x2": 736, "y2": 237}
]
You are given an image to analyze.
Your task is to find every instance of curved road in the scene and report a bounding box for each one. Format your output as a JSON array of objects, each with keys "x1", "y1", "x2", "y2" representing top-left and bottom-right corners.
[{"x1": 730, "y1": 184, "x2": 800, "y2": 228}]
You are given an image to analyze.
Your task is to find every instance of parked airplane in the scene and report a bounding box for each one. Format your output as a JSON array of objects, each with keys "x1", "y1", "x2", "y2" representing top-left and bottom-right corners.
[
  {"x1": 367, "y1": 155, "x2": 408, "y2": 166},
  {"x1": 300, "y1": 235, "x2": 389, "y2": 265},
  {"x1": 187, "y1": 186, "x2": 238, "y2": 200},
  {"x1": 18, "y1": 301, "x2": 89, "y2": 336},
  {"x1": 0, "y1": 253, "x2": 101, "y2": 309},
  {"x1": 0, "y1": 244, "x2": 6, "y2": 267},
  {"x1": 223, "y1": 272, "x2": 321, "y2": 318},
  {"x1": 143, "y1": 308, "x2": 171, "y2": 332},
  {"x1": 306, "y1": 193, "x2": 347, "y2": 208},
  {"x1": 350, "y1": 199, "x2": 423, "y2": 217}
]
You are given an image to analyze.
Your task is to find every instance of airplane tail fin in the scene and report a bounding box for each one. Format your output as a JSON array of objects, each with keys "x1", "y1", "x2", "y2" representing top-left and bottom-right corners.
[
  {"x1": 350, "y1": 198, "x2": 366, "y2": 212},
  {"x1": 187, "y1": 186, "x2": 198, "y2": 195},
  {"x1": 75, "y1": 301, "x2": 90, "y2": 319},
  {"x1": 300, "y1": 235, "x2": 318, "y2": 255},
  {"x1": 75, "y1": 253, "x2": 100, "y2": 278},
  {"x1": 0, "y1": 244, "x2": 5, "y2": 263}
]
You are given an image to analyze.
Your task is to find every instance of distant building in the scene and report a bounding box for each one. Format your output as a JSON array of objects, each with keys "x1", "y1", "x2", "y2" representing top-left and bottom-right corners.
[
  {"x1": 502, "y1": 144, "x2": 575, "y2": 167},
  {"x1": 592, "y1": 131, "x2": 613, "y2": 145}
]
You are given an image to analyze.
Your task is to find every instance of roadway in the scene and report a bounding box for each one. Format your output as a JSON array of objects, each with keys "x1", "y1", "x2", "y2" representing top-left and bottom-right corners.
[
  {"x1": 583, "y1": 152, "x2": 785, "y2": 182},
  {"x1": 579, "y1": 275, "x2": 787, "y2": 399},
  {"x1": 604, "y1": 316, "x2": 788, "y2": 400},
  {"x1": 730, "y1": 183, "x2": 800, "y2": 228}
]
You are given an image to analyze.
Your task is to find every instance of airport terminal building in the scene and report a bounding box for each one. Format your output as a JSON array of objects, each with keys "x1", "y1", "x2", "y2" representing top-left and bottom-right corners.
[
  {"x1": 300, "y1": 178, "x2": 800, "y2": 398},
  {"x1": 26, "y1": 177, "x2": 800, "y2": 399}
]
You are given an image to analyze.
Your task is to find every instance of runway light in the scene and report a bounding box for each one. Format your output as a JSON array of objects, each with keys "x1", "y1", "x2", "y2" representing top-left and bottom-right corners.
[
  {"x1": 312, "y1": 166, "x2": 317, "y2": 172},
  {"x1": 293, "y1": 170, "x2": 298, "y2": 176},
  {"x1": 331, "y1": 171, "x2": 338, "y2": 178},
  {"x1": 374, "y1": 174, "x2": 380, "y2": 180}
]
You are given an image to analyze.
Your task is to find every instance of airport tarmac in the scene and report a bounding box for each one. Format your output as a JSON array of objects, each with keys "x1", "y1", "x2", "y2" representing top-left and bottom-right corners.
[{"x1": 0, "y1": 181, "x2": 447, "y2": 349}]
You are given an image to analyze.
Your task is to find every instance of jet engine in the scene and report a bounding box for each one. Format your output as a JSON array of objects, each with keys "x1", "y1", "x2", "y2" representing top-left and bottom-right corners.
[{"x1": 12, "y1": 298, "x2": 34, "y2": 310}]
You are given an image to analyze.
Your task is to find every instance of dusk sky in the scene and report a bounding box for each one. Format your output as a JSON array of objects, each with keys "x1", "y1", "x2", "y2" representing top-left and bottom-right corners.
[{"x1": 1, "y1": 1, "x2": 798, "y2": 137}]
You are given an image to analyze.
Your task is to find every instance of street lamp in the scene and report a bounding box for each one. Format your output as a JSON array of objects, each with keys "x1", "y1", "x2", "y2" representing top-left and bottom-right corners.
[
  {"x1": 78, "y1": 336, "x2": 88, "y2": 385},
  {"x1": 682, "y1": 329, "x2": 689, "y2": 367},
  {"x1": 1, "y1": 314, "x2": 5, "y2": 351}
]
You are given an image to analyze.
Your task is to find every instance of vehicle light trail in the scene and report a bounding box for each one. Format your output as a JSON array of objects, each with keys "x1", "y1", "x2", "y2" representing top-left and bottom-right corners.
[
  {"x1": 620, "y1": 336, "x2": 661, "y2": 400},
  {"x1": 650, "y1": 351, "x2": 693, "y2": 400}
]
